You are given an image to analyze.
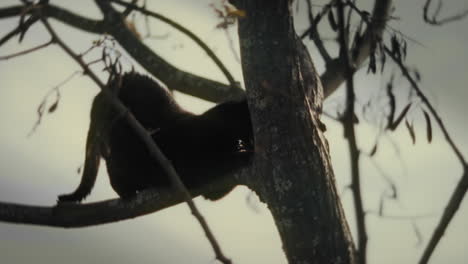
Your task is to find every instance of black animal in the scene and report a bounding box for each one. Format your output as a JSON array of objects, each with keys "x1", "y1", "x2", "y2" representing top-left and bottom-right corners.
[{"x1": 58, "y1": 73, "x2": 253, "y2": 202}]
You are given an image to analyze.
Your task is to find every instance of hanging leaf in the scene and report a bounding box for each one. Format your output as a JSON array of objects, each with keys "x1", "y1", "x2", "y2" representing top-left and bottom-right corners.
[
  {"x1": 414, "y1": 69, "x2": 422, "y2": 82},
  {"x1": 378, "y1": 196, "x2": 385, "y2": 216},
  {"x1": 48, "y1": 101, "x2": 58, "y2": 113},
  {"x1": 386, "y1": 75, "x2": 396, "y2": 129},
  {"x1": 367, "y1": 52, "x2": 377, "y2": 74},
  {"x1": 391, "y1": 34, "x2": 401, "y2": 59},
  {"x1": 423, "y1": 110, "x2": 433, "y2": 143},
  {"x1": 380, "y1": 45, "x2": 386, "y2": 73},
  {"x1": 369, "y1": 143, "x2": 378, "y2": 156},
  {"x1": 401, "y1": 39, "x2": 407, "y2": 60},
  {"x1": 391, "y1": 103, "x2": 412, "y2": 131},
  {"x1": 405, "y1": 119, "x2": 416, "y2": 144}
]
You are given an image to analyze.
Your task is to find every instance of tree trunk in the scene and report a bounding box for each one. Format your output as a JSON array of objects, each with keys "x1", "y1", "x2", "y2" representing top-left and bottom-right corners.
[{"x1": 232, "y1": 0, "x2": 356, "y2": 263}]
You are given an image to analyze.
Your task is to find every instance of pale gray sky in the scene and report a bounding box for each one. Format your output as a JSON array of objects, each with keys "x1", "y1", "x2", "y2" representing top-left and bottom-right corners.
[{"x1": 0, "y1": 0, "x2": 467, "y2": 263}]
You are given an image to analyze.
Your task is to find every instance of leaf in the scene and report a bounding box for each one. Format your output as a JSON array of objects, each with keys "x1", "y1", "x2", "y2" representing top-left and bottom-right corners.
[
  {"x1": 48, "y1": 101, "x2": 58, "y2": 113},
  {"x1": 391, "y1": 34, "x2": 401, "y2": 59},
  {"x1": 369, "y1": 143, "x2": 378, "y2": 156},
  {"x1": 391, "y1": 103, "x2": 412, "y2": 131},
  {"x1": 386, "y1": 76, "x2": 395, "y2": 129},
  {"x1": 414, "y1": 69, "x2": 422, "y2": 82},
  {"x1": 423, "y1": 110, "x2": 433, "y2": 143},
  {"x1": 405, "y1": 119, "x2": 416, "y2": 144},
  {"x1": 378, "y1": 196, "x2": 384, "y2": 216},
  {"x1": 380, "y1": 45, "x2": 386, "y2": 73}
]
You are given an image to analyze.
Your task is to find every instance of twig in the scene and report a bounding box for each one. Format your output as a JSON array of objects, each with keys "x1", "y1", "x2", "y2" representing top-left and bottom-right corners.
[
  {"x1": 37, "y1": 4, "x2": 231, "y2": 263},
  {"x1": 28, "y1": 71, "x2": 80, "y2": 137},
  {"x1": 423, "y1": 0, "x2": 468, "y2": 25},
  {"x1": 320, "y1": 0, "x2": 392, "y2": 98},
  {"x1": 300, "y1": 0, "x2": 332, "y2": 64},
  {"x1": 0, "y1": 4, "x2": 239, "y2": 103},
  {"x1": 109, "y1": 0, "x2": 239, "y2": 90},
  {"x1": 382, "y1": 45, "x2": 468, "y2": 264},
  {"x1": 383, "y1": 46, "x2": 466, "y2": 166},
  {"x1": 0, "y1": 39, "x2": 52, "y2": 60},
  {"x1": 336, "y1": 1, "x2": 367, "y2": 263}
]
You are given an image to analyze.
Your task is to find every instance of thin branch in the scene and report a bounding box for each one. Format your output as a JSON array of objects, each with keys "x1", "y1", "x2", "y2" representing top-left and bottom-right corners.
[
  {"x1": 423, "y1": 0, "x2": 468, "y2": 25},
  {"x1": 0, "y1": 4, "x2": 241, "y2": 103},
  {"x1": 301, "y1": 0, "x2": 332, "y2": 64},
  {"x1": 38, "y1": 5, "x2": 231, "y2": 262},
  {"x1": 382, "y1": 45, "x2": 468, "y2": 264},
  {"x1": 0, "y1": 39, "x2": 52, "y2": 60},
  {"x1": 336, "y1": 1, "x2": 367, "y2": 263},
  {"x1": 109, "y1": 0, "x2": 239, "y2": 90},
  {"x1": 321, "y1": 0, "x2": 392, "y2": 98},
  {"x1": 383, "y1": 46, "x2": 466, "y2": 166}
]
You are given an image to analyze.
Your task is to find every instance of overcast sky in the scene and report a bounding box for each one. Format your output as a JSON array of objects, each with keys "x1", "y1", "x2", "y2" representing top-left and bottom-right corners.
[{"x1": 0, "y1": 0, "x2": 467, "y2": 263}]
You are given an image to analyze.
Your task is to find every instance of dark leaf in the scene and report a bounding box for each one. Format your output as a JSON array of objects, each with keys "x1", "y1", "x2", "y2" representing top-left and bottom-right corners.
[
  {"x1": 380, "y1": 45, "x2": 386, "y2": 73},
  {"x1": 402, "y1": 39, "x2": 407, "y2": 60},
  {"x1": 386, "y1": 75, "x2": 396, "y2": 129},
  {"x1": 378, "y1": 195, "x2": 384, "y2": 216},
  {"x1": 391, "y1": 34, "x2": 401, "y2": 59},
  {"x1": 367, "y1": 52, "x2": 377, "y2": 74},
  {"x1": 423, "y1": 110, "x2": 433, "y2": 143},
  {"x1": 391, "y1": 103, "x2": 412, "y2": 131},
  {"x1": 414, "y1": 69, "x2": 421, "y2": 82},
  {"x1": 48, "y1": 101, "x2": 58, "y2": 113},
  {"x1": 328, "y1": 10, "x2": 338, "y2": 31},
  {"x1": 412, "y1": 222, "x2": 423, "y2": 246},
  {"x1": 369, "y1": 143, "x2": 378, "y2": 156},
  {"x1": 405, "y1": 119, "x2": 416, "y2": 144}
]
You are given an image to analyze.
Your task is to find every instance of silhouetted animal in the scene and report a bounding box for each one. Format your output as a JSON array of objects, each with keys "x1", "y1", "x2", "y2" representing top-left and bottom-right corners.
[{"x1": 58, "y1": 73, "x2": 253, "y2": 202}]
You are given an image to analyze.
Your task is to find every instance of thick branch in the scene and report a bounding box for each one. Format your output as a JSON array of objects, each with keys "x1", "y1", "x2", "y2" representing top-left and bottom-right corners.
[
  {"x1": 0, "y1": 4, "x2": 240, "y2": 103},
  {"x1": 110, "y1": 0, "x2": 240, "y2": 91},
  {"x1": 0, "y1": 169, "x2": 242, "y2": 228},
  {"x1": 321, "y1": 0, "x2": 392, "y2": 98}
]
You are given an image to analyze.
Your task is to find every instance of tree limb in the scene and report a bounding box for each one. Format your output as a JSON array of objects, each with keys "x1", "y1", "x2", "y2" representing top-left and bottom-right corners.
[
  {"x1": 336, "y1": 1, "x2": 367, "y2": 263},
  {"x1": 0, "y1": 168, "x2": 243, "y2": 228},
  {"x1": 0, "y1": 3, "x2": 240, "y2": 103}
]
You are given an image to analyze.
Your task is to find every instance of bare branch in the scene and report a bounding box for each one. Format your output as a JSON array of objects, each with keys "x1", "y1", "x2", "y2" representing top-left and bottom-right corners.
[
  {"x1": 0, "y1": 39, "x2": 52, "y2": 60},
  {"x1": 301, "y1": 0, "x2": 333, "y2": 64},
  {"x1": 0, "y1": 4, "x2": 241, "y2": 103},
  {"x1": 423, "y1": 0, "x2": 468, "y2": 25},
  {"x1": 0, "y1": 167, "x2": 243, "y2": 228},
  {"x1": 382, "y1": 45, "x2": 468, "y2": 264},
  {"x1": 110, "y1": 0, "x2": 240, "y2": 91},
  {"x1": 321, "y1": 0, "x2": 392, "y2": 98},
  {"x1": 336, "y1": 1, "x2": 367, "y2": 263}
]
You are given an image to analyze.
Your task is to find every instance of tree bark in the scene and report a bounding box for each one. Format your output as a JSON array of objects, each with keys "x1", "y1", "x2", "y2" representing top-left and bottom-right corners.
[{"x1": 232, "y1": 0, "x2": 356, "y2": 263}]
